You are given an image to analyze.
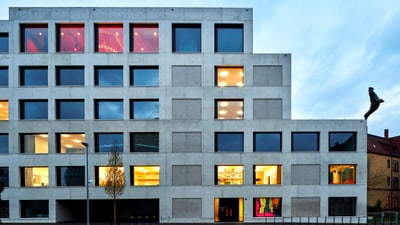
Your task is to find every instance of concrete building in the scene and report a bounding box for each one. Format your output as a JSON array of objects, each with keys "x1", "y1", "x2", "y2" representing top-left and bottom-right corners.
[{"x1": 0, "y1": 7, "x2": 367, "y2": 223}]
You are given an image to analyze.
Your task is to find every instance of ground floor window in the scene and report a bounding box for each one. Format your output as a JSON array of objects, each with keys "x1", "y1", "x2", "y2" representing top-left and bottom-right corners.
[
  {"x1": 0, "y1": 200, "x2": 8, "y2": 218},
  {"x1": 214, "y1": 198, "x2": 243, "y2": 222},
  {"x1": 329, "y1": 197, "x2": 356, "y2": 216},
  {"x1": 254, "y1": 197, "x2": 282, "y2": 217},
  {"x1": 20, "y1": 200, "x2": 48, "y2": 218}
]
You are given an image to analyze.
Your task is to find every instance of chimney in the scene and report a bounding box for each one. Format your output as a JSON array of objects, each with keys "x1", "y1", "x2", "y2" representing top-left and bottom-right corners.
[{"x1": 384, "y1": 129, "x2": 389, "y2": 140}]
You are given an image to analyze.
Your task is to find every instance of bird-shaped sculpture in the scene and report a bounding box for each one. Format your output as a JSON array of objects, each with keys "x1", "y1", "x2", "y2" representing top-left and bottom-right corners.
[{"x1": 364, "y1": 87, "x2": 384, "y2": 120}]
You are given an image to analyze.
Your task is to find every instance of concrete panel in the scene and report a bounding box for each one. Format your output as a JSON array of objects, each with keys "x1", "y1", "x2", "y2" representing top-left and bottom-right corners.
[
  {"x1": 172, "y1": 132, "x2": 202, "y2": 153},
  {"x1": 172, "y1": 99, "x2": 201, "y2": 120},
  {"x1": 291, "y1": 164, "x2": 320, "y2": 185},
  {"x1": 253, "y1": 99, "x2": 282, "y2": 119},
  {"x1": 253, "y1": 65, "x2": 283, "y2": 86},
  {"x1": 172, "y1": 65, "x2": 201, "y2": 87},
  {"x1": 291, "y1": 197, "x2": 320, "y2": 217},
  {"x1": 172, "y1": 198, "x2": 202, "y2": 218},
  {"x1": 172, "y1": 165, "x2": 202, "y2": 186}
]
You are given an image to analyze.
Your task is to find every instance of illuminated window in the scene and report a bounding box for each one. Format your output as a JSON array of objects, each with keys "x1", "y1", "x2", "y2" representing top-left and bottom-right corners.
[
  {"x1": 329, "y1": 165, "x2": 356, "y2": 184},
  {"x1": 20, "y1": 100, "x2": 48, "y2": 120},
  {"x1": 215, "y1": 132, "x2": 243, "y2": 152},
  {"x1": 0, "y1": 100, "x2": 8, "y2": 120},
  {"x1": 20, "y1": 200, "x2": 48, "y2": 218},
  {"x1": 20, "y1": 66, "x2": 48, "y2": 86},
  {"x1": 216, "y1": 67, "x2": 244, "y2": 87},
  {"x1": 56, "y1": 133, "x2": 85, "y2": 154},
  {"x1": 95, "y1": 99, "x2": 123, "y2": 120},
  {"x1": 215, "y1": 165, "x2": 244, "y2": 185},
  {"x1": 215, "y1": 24, "x2": 243, "y2": 53},
  {"x1": 254, "y1": 165, "x2": 281, "y2": 185},
  {"x1": 172, "y1": 24, "x2": 201, "y2": 52},
  {"x1": 131, "y1": 24, "x2": 158, "y2": 52},
  {"x1": 329, "y1": 132, "x2": 356, "y2": 151},
  {"x1": 20, "y1": 167, "x2": 48, "y2": 187},
  {"x1": 132, "y1": 166, "x2": 160, "y2": 186},
  {"x1": 57, "y1": 24, "x2": 84, "y2": 52},
  {"x1": 21, "y1": 24, "x2": 48, "y2": 53},
  {"x1": 254, "y1": 197, "x2": 282, "y2": 217},
  {"x1": 215, "y1": 100, "x2": 243, "y2": 120},
  {"x1": 95, "y1": 66, "x2": 123, "y2": 86},
  {"x1": 254, "y1": 132, "x2": 281, "y2": 152},
  {"x1": 20, "y1": 133, "x2": 48, "y2": 154},
  {"x1": 0, "y1": 134, "x2": 8, "y2": 153},
  {"x1": 95, "y1": 24, "x2": 123, "y2": 52},
  {"x1": 56, "y1": 100, "x2": 84, "y2": 120},
  {"x1": 130, "y1": 99, "x2": 159, "y2": 120},
  {"x1": 56, "y1": 166, "x2": 84, "y2": 186},
  {"x1": 95, "y1": 166, "x2": 124, "y2": 186},
  {"x1": 0, "y1": 33, "x2": 8, "y2": 53},
  {"x1": 0, "y1": 67, "x2": 7, "y2": 87},
  {"x1": 292, "y1": 132, "x2": 319, "y2": 152},
  {"x1": 130, "y1": 132, "x2": 159, "y2": 152},
  {"x1": 130, "y1": 66, "x2": 159, "y2": 86},
  {"x1": 95, "y1": 133, "x2": 123, "y2": 153},
  {"x1": 214, "y1": 198, "x2": 244, "y2": 222}
]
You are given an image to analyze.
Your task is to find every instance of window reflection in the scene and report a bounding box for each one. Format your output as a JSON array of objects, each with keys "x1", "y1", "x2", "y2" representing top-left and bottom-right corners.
[
  {"x1": 95, "y1": 100, "x2": 123, "y2": 120},
  {"x1": 215, "y1": 132, "x2": 244, "y2": 152},
  {"x1": 173, "y1": 24, "x2": 201, "y2": 52},
  {"x1": 130, "y1": 66, "x2": 159, "y2": 86},
  {"x1": 130, "y1": 133, "x2": 159, "y2": 152},
  {"x1": 57, "y1": 166, "x2": 84, "y2": 186},
  {"x1": 20, "y1": 67, "x2": 48, "y2": 86},
  {"x1": 215, "y1": 165, "x2": 244, "y2": 185},
  {"x1": 96, "y1": 166, "x2": 124, "y2": 186},
  {"x1": 0, "y1": 33, "x2": 8, "y2": 53},
  {"x1": 130, "y1": 100, "x2": 159, "y2": 120},
  {"x1": 20, "y1": 100, "x2": 48, "y2": 120},
  {"x1": 132, "y1": 166, "x2": 160, "y2": 186},
  {"x1": 0, "y1": 134, "x2": 8, "y2": 153},
  {"x1": 57, "y1": 133, "x2": 85, "y2": 154},
  {"x1": 132, "y1": 24, "x2": 158, "y2": 52},
  {"x1": 254, "y1": 198, "x2": 282, "y2": 217},
  {"x1": 56, "y1": 66, "x2": 84, "y2": 86},
  {"x1": 95, "y1": 24, "x2": 123, "y2": 52},
  {"x1": 95, "y1": 133, "x2": 123, "y2": 153},
  {"x1": 56, "y1": 100, "x2": 84, "y2": 119},
  {"x1": 0, "y1": 67, "x2": 7, "y2": 86},
  {"x1": 57, "y1": 24, "x2": 84, "y2": 52},
  {"x1": 292, "y1": 132, "x2": 319, "y2": 152},
  {"x1": 20, "y1": 200, "x2": 49, "y2": 218},
  {"x1": 329, "y1": 165, "x2": 356, "y2": 184},
  {"x1": 21, "y1": 25, "x2": 48, "y2": 53},
  {"x1": 329, "y1": 132, "x2": 356, "y2": 151},
  {"x1": 0, "y1": 167, "x2": 9, "y2": 187},
  {"x1": 215, "y1": 24, "x2": 243, "y2": 52},
  {"x1": 254, "y1": 165, "x2": 281, "y2": 185},
  {"x1": 216, "y1": 100, "x2": 243, "y2": 120},
  {"x1": 216, "y1": 67, "x2": 244, "y2": 87},
  {"x1": 254, "y1": 133, "x2": 281, "y2": 152},
  {"x1": 95, "y1": 67, "x2": 123, "y2": 86}
]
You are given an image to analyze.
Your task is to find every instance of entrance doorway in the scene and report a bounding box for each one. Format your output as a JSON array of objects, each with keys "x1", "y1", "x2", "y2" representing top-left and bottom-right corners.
[{"x1": 214, "y1": 198, "x2": 243, "y2": 222}]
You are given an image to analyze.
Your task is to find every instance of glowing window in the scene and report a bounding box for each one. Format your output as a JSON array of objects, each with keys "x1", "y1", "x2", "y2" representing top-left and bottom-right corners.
[
  {"x1": 216, "y1": 100, "x2": 243, "y2": 120},
  {"x1": 329, "y1": 165, "x2": 356, "y2": 184},
  {"x1": 132, "y1": 166, "x2": 160, "y2": 186},
  {"x1": 132, "y1": 24, "x2": 158, "y2": 53},
  {"x1": 21, "y1": 25, "x2": 48, "y2": 53},
  {"x1": 0, "y1": 100, "x2": 8, "y2": 120},
  {"x1": 254, "y1": 165, "x2": 281, "y2": 185},
  {"x1": 95, "y1": 24, "x2": 123, "y2": 52},
  {"x1": 20, "y1": 133, "x2": 48, "y2": 154},
  {"x1": 216, "y1": 67, "x2": 244, "y2": 87},
  {"x1": 215, "y1": 165, "x2": 244, "y2": 185},
  {"x1": 95, "y1": 166, "x2": 124, "y2": 186},
  {"x1": 20, "y1": 167, "x2": 48, "y2": 187},
  {"x1": 57, "y1": 24, "x2": 84, "y2": 52},
  {"x1": 254, "y1": 197, "x2": 282, "y2": 217},
  {"x1": 214, "y1": 198, "x2": 244, "y2": 222},
  {"x1": 56, "y1": 133, "x2": 85, "y2": 154}
]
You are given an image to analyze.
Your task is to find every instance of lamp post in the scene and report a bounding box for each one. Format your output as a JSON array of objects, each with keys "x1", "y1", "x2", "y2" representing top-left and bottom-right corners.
[{"x1": 81, "y1": 142, "x2": 90, "y2": 225}]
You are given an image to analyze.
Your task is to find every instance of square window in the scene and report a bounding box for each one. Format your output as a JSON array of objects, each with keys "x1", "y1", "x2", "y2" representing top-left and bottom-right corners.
[
  {"x1": 253, "y1": 197, "x2": 282, "y2": 217},
  {"x1": 0, "y1": 134, "x2": 8, "y2": 153},
  {"x1": 130, "y1": 100, "x2": 159, "y2": 120},
  {"x1": 57, "y1": 24, "x2": 84, "y2": 52},
  {"x1": 0, "y1": 33, "x2": 8, "y2": 53},
  {"x1": 292, "y1": 132, "x2": 319, "y2": 152},
  {"x1": 0, "y1": 167, "x2": 9, "y2": 187},
  {"x1": 20, "y1": 167, "x2": 48, "y2": 187},
  {"x1": 215, "y1": 165, "x2": 244, "y2": 185},
  {"x1": 215, "y1": 24, "x2": 243, "y2": 52},
  {"x1": 95, "y1": 166, "x2": 125, "y2": 186},
  {"x1": 131, "y1": 24, "x2": 159, "y2": 52},
  {"x1": 56, "y1": 66, "x2": 84, "y2": 86},
  {"x1": 20, "y1": 100, "x2": 48, "y2": 120},
  {"x1": 328, "y1": 197, "x2": 356, "y2": 216},
  {"x1": 254, "y1": 132, "x2": 281, "y2": 152},
  {"x1": 215, "y1": 100, "x2": 243, "y2": 120},
  {"x1": 0, "y1": 100, "x2": 8, "y2": 120},
  {"x1": 95, "y1": 100, "x2": 123, "y2": 120},
  {"x1": 329, "y1": 132, "x2": 356, "y2": 151},
  {"x1": 95, "y1": 66, "x2": 123, "y2": 86},
  {"x1": 56, "y1": 100, "x2": 84, "y2": 120},
  {"x1": 131, "y1": 166, "x2": 160, "y2": 186},
  {"x1": 95, "y1": 133, "x2": 123, "y2": 153},
  {"x1": 172, "y1": 24, "x2": 201, "y2": 52},
  {"x1": 20, "y1": 200, "x2": 48, "y2": 218},
  {"x1": 130, "y1": 132, "x2": 159, "y2": 152},
  {"x1": 20, "y1": 67, "x2": 48, "y2": 86},
  {"x1": 21, "y1": 25, "x2": 48, "y2": 53},
  {"x1": 216, "y1": 67, "x2": 244, "y2": 87},
  {"x1": 130, "y1": 66, "x2": 159, "y2": 86},
  {"x1": 0, "y1": 67, "x2": 8, "y2": 87},
  {"x1": 329, "y1": 164, "x2": 356, "y2": 184},
  {"x1": 254, "y1": 165, "x2": 281, "y2": 185},
  {"x1": 56, "y1": 166, "x2": 84, "y2": 186},
  {"x1": 95, "y1": 24, "x2": 123, "y2": 52},
  {"x1": 20, "y1": 133, "x2": 48, "y2": 154},
  {"x1": 56, "y1": 133, "x2": 85, "y2": 154},
  {"x1": 215, "y1": 132, "x2": 243, "y2": 152}
]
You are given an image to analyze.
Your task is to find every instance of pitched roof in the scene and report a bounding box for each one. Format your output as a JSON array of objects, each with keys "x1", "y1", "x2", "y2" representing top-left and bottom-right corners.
[{"x1": 368, "y1": 133, "x2": 400, "y2": 157}]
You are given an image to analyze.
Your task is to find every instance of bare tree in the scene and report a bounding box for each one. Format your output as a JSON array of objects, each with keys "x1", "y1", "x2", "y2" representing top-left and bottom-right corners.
[{"x1": 104, "y1": 144, "x2": 125, "y2": 225}]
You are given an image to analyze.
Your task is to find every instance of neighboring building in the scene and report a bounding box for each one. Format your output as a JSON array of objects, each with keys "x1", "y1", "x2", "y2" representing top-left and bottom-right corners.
[
  {"x1": 0, "y1": 7, "x2": 367, "y2": 223},
  {"x1": 367, "y1": 129, "x2": 400, "y2": 211}
]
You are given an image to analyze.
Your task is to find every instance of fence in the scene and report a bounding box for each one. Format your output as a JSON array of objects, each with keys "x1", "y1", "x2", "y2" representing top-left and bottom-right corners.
[
  {"x1": 368, "y1": 211, "x2": 398, "y2": 225},
  {"x1": 264, "y1": 216, "x2": 368, "y2": 224}
]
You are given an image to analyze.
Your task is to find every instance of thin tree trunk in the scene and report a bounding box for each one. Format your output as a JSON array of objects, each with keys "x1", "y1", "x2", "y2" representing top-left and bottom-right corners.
[{"x1": 113, "y1": 198, "x2": 116, "y2": 225}]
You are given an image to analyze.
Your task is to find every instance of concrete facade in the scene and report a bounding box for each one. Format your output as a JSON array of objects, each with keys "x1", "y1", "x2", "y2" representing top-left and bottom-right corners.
[{"x1": 0, "y1": 7, "x2": 367, "y2": 223}]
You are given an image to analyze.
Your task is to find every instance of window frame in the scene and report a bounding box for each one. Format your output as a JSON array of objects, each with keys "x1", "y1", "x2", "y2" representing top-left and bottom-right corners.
[
  {"x1": 0, "y1": 33, "x2": 8, "y2": 53},
  {"x1": 215, "y1": 132, "x2": 244, "y2": 152},
  {"x1": 56, "y1": 166, "x2": 85, "y2": 186},
  {"x1": 253, "y1": 197, "x2": 282, "y2": 217},
  {"x1": 94, "y1": 66, "x2": 123, "y2": 86},
  {"x1": 95, "y1": 166, "x2": 125, "y2": 186},
  {"x1": 56, "y1": 99, "x2": 84, "y2": 120},
  {"x1": 0, "y1": 67, "x2": 8, "y2": 87},
  {"x1": 215, "y1": 99, "x2": 244, "y2": 120},
  {"x1": 215, "y1": 66, "x2": 244, "y2": 87},
  {"x1": 56, "y1": 133, "x2": 86, "y2": 154},
  {"x1": 95, "y1": 24, "x2": 123, "y2": 53},
  {"x1": 0, "y1": 134, "x2": 8, "y2": 153},
  {"x1": 130, "y1": 99, "x2": 159, "y2": 120},
  {"x1": 20, "y1": 133, "x2": 48, "y2": 154},
  {"x1": 0, "y1": 167, "x2": 9, "y2": 187},
  {"x1": 131, "y1": 165, "x2": 160, "y2": 186},
  {"x1": 172, "y1": 24, "x2": 201, "y2": 53},
  {"x1": 20, "y1": 166, "x2": 49, "y2": 187},
  {"x1": 20, "y1": 200, "x2": 49, "y2": 218},
  {"x1": 20, "y1": 24, "x2": 48, "y2": 53},
  {"x1": 328, "y1": 197, "x2": 356, "y2": 216},
  {"x1": 130, "y1": 66, "x2": 159, "y2": 86},
  {"x1": 329, "y1": 164, "x2": 356, "y2": 185},
  {"x1": 215, "y1": 165, "x2": 244, "y2": 185},
  {"x1": 253, "y1": 165, "x2": 282, "y2": 185},
  {"x1": 291, "y1": 132, "x2": 320, "y2": 152},
  {"x1": 0, "y1": 100, "x2": 8, "y2": 121}
]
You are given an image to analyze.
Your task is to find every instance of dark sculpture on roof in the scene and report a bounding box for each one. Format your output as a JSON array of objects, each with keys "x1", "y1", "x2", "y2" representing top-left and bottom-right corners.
[{"x1": 364, "y1": 87, "x2": 384, "y2": 120}]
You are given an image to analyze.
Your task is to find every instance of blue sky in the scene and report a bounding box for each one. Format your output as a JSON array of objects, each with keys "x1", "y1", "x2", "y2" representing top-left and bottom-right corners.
[{"x1": 1, "y1": 0, "x2": 399, "y2": 137}]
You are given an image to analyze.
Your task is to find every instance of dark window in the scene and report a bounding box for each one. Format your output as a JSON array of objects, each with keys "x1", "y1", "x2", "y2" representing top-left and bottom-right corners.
[
  {"x1": 292, "y1": 132, "x2": 319, "y2": 152},
  {"x1": 20, "y1": 100, "x2": 48, "y2": 120},
  {"x1": 0, "y1": 200, "x2": 9, "y2": 218},
  {"x1": 172, "y1": 24, "x2": 201, "y2": 52},
  {"x1": 253, "y1": 198, "x2": 282, "y2": 217},
  {"x1": 388, "y1": 159, "x2": 391, "y2": 168},
  {"x1": 56, "y1": 166, "x2": 84, "y2": 186},
  {"x1": 95, "y1": 100, "x2": 123, "y2": 120},
  {"x1": 56, "y1": 100, "x2": 84, "y2": 119},
  {"x1": 56, "y1": 133, "x2": 85, "y2": 154},
  {"x1": 394, "y1": 160, "x2": 399, "y2": 172},
  {"x1": 20, "y1": 67, "x2": 48, "y2": 86},
  {"x1": 21, "y1": 25, "x2": 48, "y2": 53},
  {"x1": 95, "y1": 66, "x2": 123, "y2": 86},
  {"x1": 387, "y1": 176, "x2": 391, "y2": 185},
  {"x1": 0, "y1": 33, "x2": 8, "y2": 53},
  {"x1": 130, "y1": 132, "x2": 159, "y2": 152},
  {"x1": 20, "y1": 200, "x2": 49, "y2": 218},
  {"x1": 215, "y1": 24, "x2": 243, "y2": 52},
  {"x1": 95, "y1": 24, "x2": 123, "y2": 52},
  {"x1": 393, "y1": 177, "x2": 399, "y2": 189},
  {"x1": 56, "y1": 24, "x2": 84, "y2": 52},
  {"x1": 56, "y1": 66, "x2": 84, "y2": 86},
  {"x1": 328, "y1": 197, "x2": 356, "y2": 216},
  {"x1": 0, "y1": 134, "x2": 8, "y2": 153},
  {"x1": 0, "y1": 167, "x2": 9, "y2": 187},
  {"x1": 95, "y1": 133, "x2": 123, "y2": 152},
  {"x1": 130, "y1": 66, "x2": 159, "y2": 86},
  {"x1": 0, "y1": 67, "x2": 8, "y2": 87},
  {"x1": 130, "y1": 100, "x2": 159, "y2": 120},
  {"x1": 329, "y1": 132, "x2": 356, "y2": 151},
  {"x1": 20, "y1": 133, "x2": 48, "y2": 154},
  {"x1": 215, "y1": 132, "x2": 243, "y2": 152},
  {"x1": 131, "y1": 24, "x2": 159, "y2": 52},
  {"x1": 254, "y1": 132, "x2": 281, "y2": 152}
]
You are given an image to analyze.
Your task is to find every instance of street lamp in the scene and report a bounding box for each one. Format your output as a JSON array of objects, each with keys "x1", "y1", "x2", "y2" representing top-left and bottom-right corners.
[{"x1": 82, "y1": 142, "x2": 90, "y2": 225}]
